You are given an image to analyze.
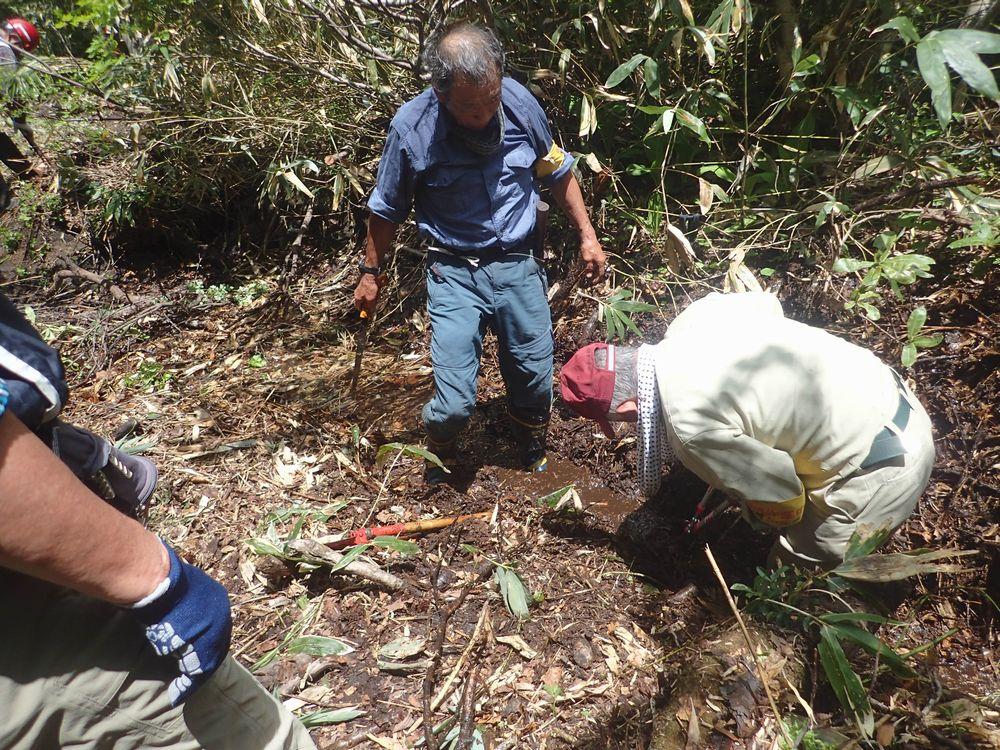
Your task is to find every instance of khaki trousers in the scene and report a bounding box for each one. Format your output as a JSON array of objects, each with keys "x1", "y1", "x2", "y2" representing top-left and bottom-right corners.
[
  {"x1": 770, "y1": 394, "x2": 936, "y2": 567},
  {"x1": 0, "y1": 574, "x2": 316, "y2": 750}
]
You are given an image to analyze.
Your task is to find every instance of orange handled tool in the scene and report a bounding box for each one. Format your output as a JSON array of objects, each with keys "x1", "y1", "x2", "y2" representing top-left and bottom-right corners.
[{"x1": 326, "y1": 511, "x2": 491, "y2": 551}]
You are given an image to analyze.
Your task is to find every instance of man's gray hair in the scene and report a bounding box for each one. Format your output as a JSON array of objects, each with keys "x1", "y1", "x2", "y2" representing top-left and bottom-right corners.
[{"x1": 421, "y1": 21, "x2": 504, "y2": 94}]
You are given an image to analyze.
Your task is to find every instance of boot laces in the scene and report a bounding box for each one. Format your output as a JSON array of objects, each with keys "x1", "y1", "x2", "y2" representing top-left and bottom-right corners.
[
  {"x1": 89, "y1": 470, "x2": 116, "y2": 500},
  {"x1": 107, "y1": 452, "x2": 134, "y2": 480}
]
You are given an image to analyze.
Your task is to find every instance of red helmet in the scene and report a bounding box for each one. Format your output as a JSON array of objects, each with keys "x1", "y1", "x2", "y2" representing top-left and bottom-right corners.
[{"x1": 5, "y1": 18, "x2": 39, "y2": 52}]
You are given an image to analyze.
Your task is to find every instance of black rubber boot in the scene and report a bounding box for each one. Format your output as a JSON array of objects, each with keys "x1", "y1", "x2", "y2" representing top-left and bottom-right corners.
[
  {"x1": 509, "y1": 412, "x2": 548, "y2": 473},
  {"x1": 424, "y1": 436, "x2": 458, "y2": 486}
]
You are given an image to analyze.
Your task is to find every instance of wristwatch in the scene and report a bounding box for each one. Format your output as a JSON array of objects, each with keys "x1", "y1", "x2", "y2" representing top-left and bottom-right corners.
[{"x1": 358, "y1": 261, "x2": 381, "y2": 277}]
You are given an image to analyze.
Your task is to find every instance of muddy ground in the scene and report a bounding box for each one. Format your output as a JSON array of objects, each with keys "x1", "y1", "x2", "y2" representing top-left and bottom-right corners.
[{"x1": 5, "y1": 211, "x2": 999, "y2": 748}]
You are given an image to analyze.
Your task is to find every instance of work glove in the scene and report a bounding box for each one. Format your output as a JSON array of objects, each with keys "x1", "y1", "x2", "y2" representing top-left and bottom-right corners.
[
  {"x1": 744, "y1": 486, "x2": 807, "y2": 529},
  {"x1": 130, "y1": 540, "x2": 233, "y2": 705}
]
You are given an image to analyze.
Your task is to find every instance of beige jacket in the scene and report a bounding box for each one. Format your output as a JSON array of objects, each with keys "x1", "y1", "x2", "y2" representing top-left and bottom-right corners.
[{"x1": 653, "y1": 292, "x2": 900, "y2": 526}]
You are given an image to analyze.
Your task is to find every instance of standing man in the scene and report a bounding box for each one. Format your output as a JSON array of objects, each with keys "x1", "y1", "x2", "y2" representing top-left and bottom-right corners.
[
  {"x1": 0, "y1": 17, "x2": 44, "y2": 210},
  {"x1": 559, "y1": 292, "x2": 936, "y2": 567},
  {"x1": 354, "y1": 21, "x2": 605, "y2": 483}
]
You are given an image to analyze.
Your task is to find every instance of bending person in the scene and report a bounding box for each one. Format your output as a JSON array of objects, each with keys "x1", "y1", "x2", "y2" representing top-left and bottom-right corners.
[{"x1": 560, "y1": 292, "x2": 935, "y2": 566}]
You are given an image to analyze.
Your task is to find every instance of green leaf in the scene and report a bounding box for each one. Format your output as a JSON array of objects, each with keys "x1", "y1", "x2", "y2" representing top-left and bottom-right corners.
[
  {"x1": 824, "y1": 623, "x2": 915, "y2": 677},
  {"x1": 916, "y1": 36, "x2": 952, "y2": 127},
  {"x1": 543, "y1": 683, "x2": 565, "y2": 698},
  {"x1": 873, "y1": 16, "x2": 920, "y2": 44},
  {"x1": 286, "y1": 635, "x2": 355, "y2": 657},
  {"x1": 643, "y1": 57, "x2": 661, "y2": 97},
  {"x1": 939, "y1": 35, "x2": 1000, "y2": 100},
  {"x1": 833, "y1": 549, "x2": 978, "y2": 582},
  {"x1": 818, "y1": 612, "x2": 893, "y2": 625},
  {"x1": 937, "y1": 28, "x2": 1000, "y2": 54},
  {"x1": 297, "y1": 707, "x2": 365, "y2": 727},
  {"x1": 612, "y1": 300, "x2": 658, "y2": 313},
  {"x1": 675, "y1": 108, "x2": 711, "y2": 143},
  {"x1": 906, "y1": 305, "x2": 928, "y2": 339},
  {"x1": 578, "y1": 94, "x2": 597, "y2": 138},
  {"x1": 850, "y1": 155, "x2": 901, "y2": 180},
  {"x1": 329, "y1": 543, "x2": 370, "y2": 572},
  {"x1": 690, "y1": 26, "x2": 716, "y2": 66},
  {"x1": 370, "y1": 536, "x2": 420, "y2": 554},
  {"x1": 844, "y1": 525, "x2": 895, "y2": 559},
  {"x1": 860, "y1": 302, "x2": 881, "y2": 321},
  {"x1": 832, "y1": 257, "x2": 874, "y2": 274},
  {"x1": 605, "y1": 54, "x2": 647, "y2": 88},
  {"x1": 538, "y1": 484, "x2": 576, "y2": 508},
  {"x1": 246, "y1": 538, "x2": 286, "y2": 557},
  {"x1": 913, "y1": 334, "x2": 943, "y2": 349},
  {"x1": 379, "y1": 636, "x2": 426, "y2": 660},
  {"x1": 818, "y1": 626, "x2": 874, "y2": 737},
  {"x1": 661, "y1": 108, "x2": 676, "y2": 134},
  {"x1": 495, "y1": 566, "x2": 531, "y2": 619},
  {"x1": 901, "y1": 342, "x2": 917, "y2": 368},
  {"x1": 376, "y1": 442, "x2": 449, "y2": 471}
]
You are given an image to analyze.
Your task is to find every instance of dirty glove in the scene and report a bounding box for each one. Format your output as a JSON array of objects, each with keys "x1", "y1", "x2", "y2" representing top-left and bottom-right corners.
[{"x1": 130, "y1": 541, "x2": 232, "y2": 705}]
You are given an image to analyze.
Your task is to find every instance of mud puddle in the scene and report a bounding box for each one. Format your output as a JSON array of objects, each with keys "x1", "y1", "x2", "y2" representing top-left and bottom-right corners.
[{"x1": 493, "y1": 456, "x2": 639, "y2": 523}]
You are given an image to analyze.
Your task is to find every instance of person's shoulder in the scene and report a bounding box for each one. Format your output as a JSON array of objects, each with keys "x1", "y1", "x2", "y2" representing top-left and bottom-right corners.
[{"x1": 390, "y1": 87, "x2": 439, "y2": 138}]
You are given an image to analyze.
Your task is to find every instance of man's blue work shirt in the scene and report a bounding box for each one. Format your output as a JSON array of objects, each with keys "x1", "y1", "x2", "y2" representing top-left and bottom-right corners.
[{"x1": 367, "y1": 77, "x2": 574, "y2": 253}]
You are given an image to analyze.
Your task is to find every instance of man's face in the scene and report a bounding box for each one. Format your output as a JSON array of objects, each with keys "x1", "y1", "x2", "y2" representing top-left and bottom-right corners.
[
  {"x1": 3, "y1": 29, "x2": 23, "y2": 52},
  {"x1": 437, "y1": 74, "x2": 501, "y2": 131}
]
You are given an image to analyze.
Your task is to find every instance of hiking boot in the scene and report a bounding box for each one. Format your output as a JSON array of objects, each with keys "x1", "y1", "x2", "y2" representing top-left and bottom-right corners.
[
  {"x1": 90, "y1": 448, "x2": 159, "y2": 516},
  {"x1": 47, "y1": 420, "x2": 158, "y2": 515},
  {"x1": 424, "y1": 436, "x2": 458, "y2": 486},
  {"x1": 509, "y1": 412, "x2": 548, "y2": 473}
]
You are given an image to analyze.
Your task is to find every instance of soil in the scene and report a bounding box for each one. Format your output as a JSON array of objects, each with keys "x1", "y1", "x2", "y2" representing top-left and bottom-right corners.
[{"x1": 4, "y1": 210, "x2": 998, "y2": 748}]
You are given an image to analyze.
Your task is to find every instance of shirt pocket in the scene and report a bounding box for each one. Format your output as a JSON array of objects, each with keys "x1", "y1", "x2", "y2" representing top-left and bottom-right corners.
[
  {"x1": 423, "y1": 165, "x2": 482, "y2": 216},
  {"x1": 503, "y1": 143, "x2": 537, "y2": 190}
]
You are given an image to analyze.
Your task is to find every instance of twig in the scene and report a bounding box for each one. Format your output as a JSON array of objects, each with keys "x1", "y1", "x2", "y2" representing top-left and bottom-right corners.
[
  {"x1": 852, "y1": 176, "x2": 982, "y2": 212},
  {"x1": 423, "y1": 554, "x2": 447, "y2": 750},
  {"x1": 456, "y1": 663, "x2": 480, "y2": 749},
  {"x1": 704, "y1": 544, "x2": 792, "y2": 746},
  {"x1": 53, "y1": 257, "x2": 129, "y2": 302},
  {"x1": 924, "y1": 729, "x2": 970, "y2": 750},
  {"x1": 432, "y1": 602, "x2": 490, "y2": 710},
  {"x1": 285, "y1": 538, "x2": 409, "y2": 591},
  {"x1": 423, "y1": 560, "x2": 494, "y2": 750}
]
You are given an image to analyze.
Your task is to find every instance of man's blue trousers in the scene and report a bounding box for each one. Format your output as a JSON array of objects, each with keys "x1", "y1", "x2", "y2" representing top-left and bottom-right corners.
[{"x1": 421, "y1": 250, "x2": 552, "y2": 445}]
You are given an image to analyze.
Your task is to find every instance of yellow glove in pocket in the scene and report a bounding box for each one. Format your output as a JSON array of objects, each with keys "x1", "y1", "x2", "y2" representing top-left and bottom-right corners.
[{"x1": 746, "y1": 490, "x2": 806, "y2": 528}]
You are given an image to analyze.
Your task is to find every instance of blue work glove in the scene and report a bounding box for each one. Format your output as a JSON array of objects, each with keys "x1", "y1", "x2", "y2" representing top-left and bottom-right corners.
[{"x1": 130, "y1": 540, "x2": 233, "y2": 705}]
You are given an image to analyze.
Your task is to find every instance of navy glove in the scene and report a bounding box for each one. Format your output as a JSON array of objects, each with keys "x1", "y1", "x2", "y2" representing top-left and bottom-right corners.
[{"x1": 130, "y1": 540, "x2": 233, "y2": 705}]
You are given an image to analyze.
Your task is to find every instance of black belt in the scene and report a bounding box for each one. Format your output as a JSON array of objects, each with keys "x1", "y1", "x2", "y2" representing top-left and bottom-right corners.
[
  {"x1": 859, "y1": 375, "x2": 911, "y2": 470},
  {"x1": 425, "y1": 234, "x2": 536, "y2": 263}
]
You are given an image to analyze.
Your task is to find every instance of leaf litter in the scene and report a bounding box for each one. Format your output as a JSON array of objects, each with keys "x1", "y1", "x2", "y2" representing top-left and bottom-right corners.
[{"x1": 24, "y1": 218, "x2": 999, "y2": 748}]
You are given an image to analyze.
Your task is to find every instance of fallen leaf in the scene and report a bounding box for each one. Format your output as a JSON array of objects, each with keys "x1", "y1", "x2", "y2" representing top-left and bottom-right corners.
[{"x1": 496, "y1": 634, "x2": 539, "y2": 660}]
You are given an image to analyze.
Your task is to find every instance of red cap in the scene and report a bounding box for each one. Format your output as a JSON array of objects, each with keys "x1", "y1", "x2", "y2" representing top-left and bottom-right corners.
[
  {"x1": 559, "y1": 342, "x2": 617, "y2": 438},
  {"x1": 5, "y1": 18, "x2": 39, "y2": 52}
]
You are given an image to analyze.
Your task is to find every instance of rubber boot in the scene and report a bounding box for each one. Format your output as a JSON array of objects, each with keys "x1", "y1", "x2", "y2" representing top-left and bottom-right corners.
[
  {"x1": 424, "y1": 435, "x2": 458, "y2": 486},
  {"x1": 509, "y1": 412, "x2": 548, "y2": 472}
]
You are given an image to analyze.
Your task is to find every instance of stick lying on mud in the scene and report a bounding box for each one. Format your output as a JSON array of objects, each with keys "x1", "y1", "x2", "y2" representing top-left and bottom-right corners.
[{"x1": 285, "y1": 538, "x2": 409, "y2": 592}]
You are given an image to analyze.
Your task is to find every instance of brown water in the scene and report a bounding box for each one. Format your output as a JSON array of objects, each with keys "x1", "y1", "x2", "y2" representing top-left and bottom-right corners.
[{"x1": 494, "y1": 457, "x2": 639, "y2": 521}]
